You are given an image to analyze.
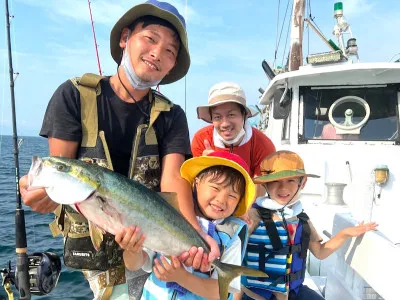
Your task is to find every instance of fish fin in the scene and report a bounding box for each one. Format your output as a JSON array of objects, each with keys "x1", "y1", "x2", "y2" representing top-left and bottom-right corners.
[
  {"x1": 158, "y1": 192, "x2": 182, "y2": 214},
  {"x1": 212, "y1": 260, "x2": 268, "y2": 300},
  {"x1": 88, "y1": 221, "x2": 104, "y2": 251}
]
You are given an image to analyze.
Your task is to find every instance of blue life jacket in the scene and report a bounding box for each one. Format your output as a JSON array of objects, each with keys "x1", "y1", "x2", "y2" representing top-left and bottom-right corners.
[
  {"x1": 141, "y1": 217, "x2": 248, "y2": 300},
  {"x1": 241, "y1": 205, "x2": 311, "y2": 299}
]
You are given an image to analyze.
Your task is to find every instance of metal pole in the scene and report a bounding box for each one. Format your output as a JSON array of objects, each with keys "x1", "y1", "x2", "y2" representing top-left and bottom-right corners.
[
  {"x1": 304, "y1": 18, "x2": 337, "y2": 51},
  {"x1": 289, "y1": 0, "x2": 306, "y2": 71},
  {"x1": 5, "y1": 0, "x2": 31, "y2": 299},
  {"x1": 88, "y1": 0, "x2": 102, "y2": 75}
]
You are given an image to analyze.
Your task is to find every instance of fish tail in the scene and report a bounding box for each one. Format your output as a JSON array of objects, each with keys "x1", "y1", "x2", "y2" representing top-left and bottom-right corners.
[{"x1": 213, "y1": 260, "x2": 268, "y2": 300}]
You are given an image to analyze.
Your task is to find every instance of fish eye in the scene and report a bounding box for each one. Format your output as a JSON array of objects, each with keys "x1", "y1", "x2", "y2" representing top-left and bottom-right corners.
[
  {"x1": 56, "y1": 164, "x2": 64, "y2": 171},
  {"x1": 54, "y1": 163, "x2": 70, "y2": 172}
]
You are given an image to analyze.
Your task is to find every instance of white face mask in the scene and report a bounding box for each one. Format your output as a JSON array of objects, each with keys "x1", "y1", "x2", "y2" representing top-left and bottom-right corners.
[
  {"x1": 214, "y1": 127, "x2": 246, "y2": 145},
  {"x1": 212, "y1": 120, "x2": 253, "y2": 148},
  {"x1": 256, "y1": 197, "x2": 303, "y2": 218},
  {"x1": 121, "y1": 31, "x2": 162, "y2": 90}
]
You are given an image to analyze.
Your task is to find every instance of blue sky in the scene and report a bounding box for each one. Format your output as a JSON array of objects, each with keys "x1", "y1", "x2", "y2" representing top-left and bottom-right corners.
[{"x1": 0, "y1": 0, "x2": 399, "y2": 138}]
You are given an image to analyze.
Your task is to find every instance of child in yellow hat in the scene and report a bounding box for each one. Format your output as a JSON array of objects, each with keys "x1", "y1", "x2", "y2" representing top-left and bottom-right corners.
[
  {"x1": 240, "y1": 150, "x2": 378, "y2": 300},
  {"x1": 120, "y1": 151, "x2": 260, "y2": 299}
]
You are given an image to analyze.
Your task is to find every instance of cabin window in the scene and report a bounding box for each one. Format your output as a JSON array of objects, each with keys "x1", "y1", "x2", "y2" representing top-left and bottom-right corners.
[{"x1": 299, "y1": 85, "x2": 400, "y2": 143}]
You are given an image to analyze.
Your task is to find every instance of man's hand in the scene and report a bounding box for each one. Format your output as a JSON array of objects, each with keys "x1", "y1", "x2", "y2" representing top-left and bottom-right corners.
[
  {"x1": 202, "y1": 140, "x2": 214, "y2": 156},
  {"x1": 19, "y1": 174, "x2": 58, "y2": 213}
]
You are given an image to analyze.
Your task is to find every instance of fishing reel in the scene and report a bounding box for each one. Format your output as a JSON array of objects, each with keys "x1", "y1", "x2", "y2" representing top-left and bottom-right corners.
[{"x1": 1, "y1": 252, "x2": 61, "y2": 296}]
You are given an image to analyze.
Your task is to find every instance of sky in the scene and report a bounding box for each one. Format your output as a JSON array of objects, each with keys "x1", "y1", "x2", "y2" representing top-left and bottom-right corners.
[{"x1": 0, "y1": 0, "x2": 399, "y2": 138}]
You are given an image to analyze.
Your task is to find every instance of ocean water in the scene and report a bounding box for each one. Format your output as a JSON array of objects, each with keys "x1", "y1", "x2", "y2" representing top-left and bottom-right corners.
[{"x1": 0, "y1": 135, "x2": 92, "y2": 300}]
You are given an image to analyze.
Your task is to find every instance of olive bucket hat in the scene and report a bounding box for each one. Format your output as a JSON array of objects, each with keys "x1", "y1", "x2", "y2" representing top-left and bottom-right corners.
[
  {"x1": 110, "y1": 0, "x2": 190, "y2": 84},
  {"x1": 253, "y1": 150, "x2": 320, "y2": 184}
]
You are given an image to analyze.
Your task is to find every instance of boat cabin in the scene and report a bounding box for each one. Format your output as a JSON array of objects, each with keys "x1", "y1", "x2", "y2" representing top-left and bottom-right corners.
[{"x1": 258, "y1": 61, "x2": 400, "y2": 300}]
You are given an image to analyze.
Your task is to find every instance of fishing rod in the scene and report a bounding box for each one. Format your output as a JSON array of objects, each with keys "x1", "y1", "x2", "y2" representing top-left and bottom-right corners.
[
  {"x1": 88, "y1": 0, "x2": 102, "y2": 75},
  {"x1": 1, "y1": 0, "x2": 61, "y2": 299},
  {"x1": 2, "y1": 0, "x2": 30, "y2": 298}
]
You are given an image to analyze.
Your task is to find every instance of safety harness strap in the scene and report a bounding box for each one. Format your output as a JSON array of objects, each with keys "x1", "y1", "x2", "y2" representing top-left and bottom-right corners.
[
  {"x1": 145, "y1": 91, "x2": 173, "y2": 145},
  {"x1": 70, "y1": 73, "x2": 104, "y2": 148},
  {"x1": 257, "y1": 207, "x2": 283, "y2": 250},
  {"x1": 265, "y1": 270, "x2": 303, "y2": 286},
  {"x1": 297, "y1": 212, "x2": 311, "y2": 259}
]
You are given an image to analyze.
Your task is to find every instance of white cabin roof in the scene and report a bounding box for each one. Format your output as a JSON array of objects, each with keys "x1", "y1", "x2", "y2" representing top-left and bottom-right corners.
[{"x1": 259, "y1": 62, "x2": 400, "y2": 105}]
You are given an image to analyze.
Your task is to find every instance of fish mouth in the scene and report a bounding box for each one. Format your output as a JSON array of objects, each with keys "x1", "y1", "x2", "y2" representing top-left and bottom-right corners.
[
  {"x1": 27, "y1": 156, "x2": 45, "y2": 189},
  {"x1": 75, "y1": 190, "x2": 96, "y2": 210}
]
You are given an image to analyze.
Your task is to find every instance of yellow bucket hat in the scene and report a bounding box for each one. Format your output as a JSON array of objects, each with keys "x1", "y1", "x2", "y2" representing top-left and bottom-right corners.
[
  {"x1": 254, "y1": 150, "x2": 320, "y2": 184},
  {"x1": 181, "y1": 152, "x2": 255, "y2": 216}
]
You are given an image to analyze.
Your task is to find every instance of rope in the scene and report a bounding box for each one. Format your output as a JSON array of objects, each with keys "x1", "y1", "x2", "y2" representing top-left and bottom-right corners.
[
  {"x1": 389, "y1": 52, "x2": 400, "y2": 62},
  {"x1": 307, "y1": 0, "x2": 325, "y2": 41},
  {"x1": 281, "y1": 0, "x2": 293, "y2": 69},
  {"x1": 273, "y1": 0, "x2": 280, "y2": 67},
  {"x1": 274, "y1": 0, "x2": 292, "y2": 68}
]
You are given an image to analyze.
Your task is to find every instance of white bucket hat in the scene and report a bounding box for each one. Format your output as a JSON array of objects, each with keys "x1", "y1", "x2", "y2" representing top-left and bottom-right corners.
[{"x1": 197, "y1": 82, "x2": 254, "y2": 123}]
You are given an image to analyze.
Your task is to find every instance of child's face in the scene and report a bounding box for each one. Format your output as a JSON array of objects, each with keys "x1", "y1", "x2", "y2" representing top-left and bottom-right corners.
[
  {"x1": 265, "y1": 177, "x2": 306, "y2": 205},
  {"x1": 195, "y1": 174, "x2": 241, "y2": 220}
]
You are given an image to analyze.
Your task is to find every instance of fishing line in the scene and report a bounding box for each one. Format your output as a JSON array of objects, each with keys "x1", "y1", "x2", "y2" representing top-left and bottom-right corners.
[
  {"x1": 274, "y1": 0, "x2": 291, "y2": 68},
  {"x1": 0, "y1": 14, "x2": 10, "y2": 160},
  {"x1": 1, "y1": 0, "x2": 20, "y2": 159},
  {"x1": 31, "y1": 211, "x2": 36, "y2": 246},
  {"x1": 0, "y1": 51, "x2": 6, "y2": 159},
  {"x1": 281, "y1": 0, "x2": 293, "y2": 69},
  {"x1": 273, "y1": 0, "x2": 280, "y2": 68},
  {"x1": 10, "y1": 0, "x2": 19, "y2": 71}
]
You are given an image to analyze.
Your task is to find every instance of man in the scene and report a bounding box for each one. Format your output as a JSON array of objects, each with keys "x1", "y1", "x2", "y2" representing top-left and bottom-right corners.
[
  {"x1": 19, "y1": 1, "x2": 217, "y2": 298},
  {"x1": 192, "y1": 81, "x2": 276, "y2": 196}
]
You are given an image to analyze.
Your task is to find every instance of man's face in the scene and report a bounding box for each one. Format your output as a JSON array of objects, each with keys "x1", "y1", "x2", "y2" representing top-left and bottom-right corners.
[
  {"x1": 121, "y1": 23, "x2": 180, "y2": 83},
  {"x1": 211, "y1": 103, "x2": 244, "y2": 141}
]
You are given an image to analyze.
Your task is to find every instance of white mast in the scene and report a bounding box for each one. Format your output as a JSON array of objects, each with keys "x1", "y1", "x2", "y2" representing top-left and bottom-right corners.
[{"x1": 288, "y1": 0, "x2": 306, "y2": 71}]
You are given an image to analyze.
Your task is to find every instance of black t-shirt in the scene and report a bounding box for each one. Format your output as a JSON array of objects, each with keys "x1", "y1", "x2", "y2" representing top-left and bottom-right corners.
[{"x1": 40, "y1": 77, "x2": 192, "y2": 176}]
